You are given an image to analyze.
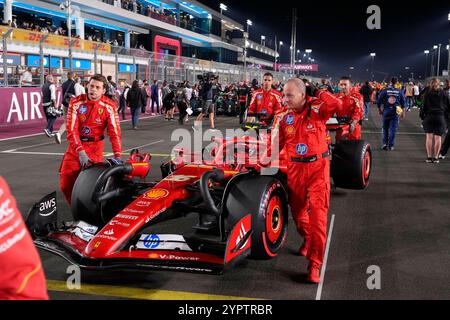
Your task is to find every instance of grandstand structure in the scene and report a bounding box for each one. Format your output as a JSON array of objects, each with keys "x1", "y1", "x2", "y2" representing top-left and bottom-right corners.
[{"x1": 0, "y1": 0, "x2": 319, "y2": 86}]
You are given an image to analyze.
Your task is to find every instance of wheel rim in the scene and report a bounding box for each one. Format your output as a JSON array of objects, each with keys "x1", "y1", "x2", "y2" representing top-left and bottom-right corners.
[
  {"x1": 362, "y1": 150, "x2": 371, "y2": 183},
  {"x1": 266, "y1": 195, "x2": 283, "y2": 243}
]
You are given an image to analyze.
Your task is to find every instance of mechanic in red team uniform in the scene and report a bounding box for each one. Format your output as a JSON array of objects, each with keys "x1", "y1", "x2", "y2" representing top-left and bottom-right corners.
[
  {"x1": 271, "y1": 79, "x2": 343, "y2": 283},
  {"x1": 247, "y1": 72, "x2": 283, "y2": 125},
  {"x1": 60, "y1": 74, "x2": 122, "y2": 204},
  {"x1": 0, "y1": 176, "x2": 48, "y2": 300},
  {"x1": 334, "y1": 76, "x2": 364, "y2": 141}
]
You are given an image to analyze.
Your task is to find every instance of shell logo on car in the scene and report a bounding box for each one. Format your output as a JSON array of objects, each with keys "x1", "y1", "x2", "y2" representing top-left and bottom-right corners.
[{"x1": 143, "y1": 188, "x2": 169, "y2": 200}]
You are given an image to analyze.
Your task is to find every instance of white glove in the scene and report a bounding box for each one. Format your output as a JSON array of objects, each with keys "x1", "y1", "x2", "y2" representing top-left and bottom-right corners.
[{"x1": 78, "y1": 150, "x2": 91, "y2": 168}]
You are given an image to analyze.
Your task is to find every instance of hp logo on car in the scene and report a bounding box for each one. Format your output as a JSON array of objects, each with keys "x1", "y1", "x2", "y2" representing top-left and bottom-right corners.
[{"x1": 143, "y1": 234, "x2": 160, "y2": 249}]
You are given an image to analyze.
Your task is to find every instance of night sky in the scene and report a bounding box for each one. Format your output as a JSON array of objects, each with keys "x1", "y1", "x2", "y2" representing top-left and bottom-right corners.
[{"x1": 199, "y1": 0, "x2": 450, "y2": 82}]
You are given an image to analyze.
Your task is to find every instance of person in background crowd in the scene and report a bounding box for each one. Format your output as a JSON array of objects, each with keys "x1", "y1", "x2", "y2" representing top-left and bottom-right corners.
[
  {"x1": 118, "y1": 82, "x2": 130, "y2": 120},
  {"x1": 193, "y1": 76, "x2": 217, "y2": 130},
  {"x1": 141, "y1": 80, "x2": 149, "y2": 113},
  {"x1": 42, "y1": 75, "x2": 58, "y2": 138},
  {"x1": 359, "y1": 80, "x2": 374, "y2": 121},
  {"x1": 237, "y1": 80, "x2": 251, "y2": 124},
  {"x1": 190, "y1": 83, "x2": 200, "y2": 113},
  {"x1": 176, "y1": 83, "x2": 188, "y2": 124},
  {"x1": 126, "y1": 80, "x2": 146, "y2": 130},
  {"x1": 404, "y1": 82, "x2": 414, "y2": 112},
  {"x1": 183, "y1": 83, "x2": 193, "y2": 123},
  {"x1": 105, "y1": 75, "x2": 117, "y2": 102},
  {"x1": 150, "y1": 80, "x2": 160, "y2": 115},
  {"x1": 438, "y1": 79, "x2": 450, "y2": 160},
  {"x1": 54, "y1": 72, "x2": 76, "y2": 144},
  {"x1": 0, "y1": 176, "x2": 49, "y2": 300},
  {"x1": 82, "y1": 80, "x2": 89, "y2": 93},
  {"x1": 419, "y1": 78, "x2": 450, "y2": 163},
  {"x1": 413, "y1": 82, "x2": 420, "y2": 107},
  {"x1": 20, "y1": 67, "x2": 33, "y2": 87},
  {"x1": 163, "y1": 84, "x2": 176, "y2": 121},
  {"x1": 74, "y1": 77, "x2": 85, "y2": 96},
  {"x1": 377, "y1": 77, "x2": 406, "y2": 151},
  {"x1": 318, "y1": 78, "x2": 334, "y2": 93}
]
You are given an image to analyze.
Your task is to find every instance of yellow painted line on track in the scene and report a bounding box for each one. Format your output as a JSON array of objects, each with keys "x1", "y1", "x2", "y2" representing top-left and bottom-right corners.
[{"x1": 46, "y1": 280, "x2": 260, "y2": 300}]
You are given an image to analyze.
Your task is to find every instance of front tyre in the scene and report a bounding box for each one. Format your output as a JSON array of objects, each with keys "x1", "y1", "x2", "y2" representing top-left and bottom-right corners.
[{"x1": 225, "y1": 176, "x2": 288, "y2": 259}]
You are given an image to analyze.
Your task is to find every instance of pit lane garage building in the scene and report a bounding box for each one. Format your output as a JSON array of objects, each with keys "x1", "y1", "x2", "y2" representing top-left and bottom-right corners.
[{"x1": 0, "y1": 0, "x2": 281, "y2": 85}]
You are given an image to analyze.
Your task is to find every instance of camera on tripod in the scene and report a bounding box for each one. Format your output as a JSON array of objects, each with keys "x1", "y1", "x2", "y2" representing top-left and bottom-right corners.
[
  {"x1": 46, "y1": 106, "x2": 63, "y2": 117},
  {"x1": 197, "y1": 72, "x2": 217, "y2": 84}
]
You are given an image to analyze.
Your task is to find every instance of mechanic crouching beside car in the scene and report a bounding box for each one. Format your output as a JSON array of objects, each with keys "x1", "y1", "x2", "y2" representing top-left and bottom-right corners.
[
  {"x1": 271, "y1": 78, "x2": 343, "y2": 283},
  {"x1": 59, "y1": 74, "x2": 122, "y2": 204}
]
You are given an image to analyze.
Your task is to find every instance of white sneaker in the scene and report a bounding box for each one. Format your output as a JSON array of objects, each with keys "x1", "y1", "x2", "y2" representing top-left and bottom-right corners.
[
  {"x1": 438, "y1": 154, "x2": 445, "y2": 160},
  {"x1": 54, "y1": 132, "x2": 62, "y2": 144}
]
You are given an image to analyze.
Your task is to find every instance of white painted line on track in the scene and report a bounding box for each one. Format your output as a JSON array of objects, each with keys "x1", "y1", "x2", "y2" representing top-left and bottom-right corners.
[
  {"x1": 2, "y1": 140, "x2": 67, "y2": 153},
  {"x1": 122, "y1": 140, "x2": 164, "y2": 153},
  {"x1": 1, "y1": 140, "x2": 163, "y2": 157},
  {"x1": 1, "y1": 151, "x2": 65, "y2": 156},
  {"x1": 362, "y1": 131, "x2": 424, "y2": 135},
  {"x1": 316, "y1": 214, "x2": 335, "y2": 301},
  {"x1": 0, "y1": 114, "x2": 166, "y2": 142},
  {"x1": 0, "y1": 132, "x2": 43, "y2": 142}
]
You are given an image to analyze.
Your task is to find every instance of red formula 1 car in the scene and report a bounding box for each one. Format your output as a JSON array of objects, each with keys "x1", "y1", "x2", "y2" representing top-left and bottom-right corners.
[{"x1": 26, "y1": 116, "x2": 371, "y2": 275}]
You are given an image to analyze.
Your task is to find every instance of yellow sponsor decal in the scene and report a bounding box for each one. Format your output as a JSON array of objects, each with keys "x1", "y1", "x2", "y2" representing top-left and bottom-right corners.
[
  {"x1": 285, "y1": 126, "x2": 295, "y2": 135},
  {"x1": 0, "y1": 26, "x2": 111, "y2": 53},
  {"x1": 94, "y1": 241, "x2": 101, "y2": 249},
  {"x1": 143, "y1": 188, "x2": 169, "y2": 200}
]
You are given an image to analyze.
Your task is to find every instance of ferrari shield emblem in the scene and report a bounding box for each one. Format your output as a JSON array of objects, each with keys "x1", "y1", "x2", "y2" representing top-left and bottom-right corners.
[{"x1": 98, "y1": 108, "x2": 104, "y2": 115}]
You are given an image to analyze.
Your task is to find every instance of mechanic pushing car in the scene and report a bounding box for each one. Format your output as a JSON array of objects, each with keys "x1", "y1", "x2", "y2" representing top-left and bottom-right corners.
[
  {"x1": 0, "y1": 176, "x2": 48, "y2": 300},
  {"x1": 271, "y1": 78, "x2": 343, "y2": 283},
  {"x1": 334, "y1": 76, "x2": 364, "y2": 141},
  {"x1": 376, "y1": 77, "x2": 406, "y2": 151},
  {"x1": 59, "y1": 74, "x2": 122, "y2": 204},
  {"x1": 247, "y1": 72, "x2": 283, "y2": 125}
]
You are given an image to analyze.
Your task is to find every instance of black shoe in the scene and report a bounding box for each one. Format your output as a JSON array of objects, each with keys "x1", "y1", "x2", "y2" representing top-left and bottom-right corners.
[
  {"x1": 382, "y1": 144, "x2": 388, "y2": 150},
  {"x1": 388, "y1": 146, "x2": 395, "y2": 151},
  {"x1": 433, "y1": 158, "x2": 439, "y2": 163},
  {"x1": 426, "y1": 157, "x2": 433, "y2": 163}
]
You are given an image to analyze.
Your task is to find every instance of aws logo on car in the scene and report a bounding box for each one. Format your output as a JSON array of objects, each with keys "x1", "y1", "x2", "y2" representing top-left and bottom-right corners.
[{"x1": 143, "y1": 188, "x2": 169, "y2": 200}]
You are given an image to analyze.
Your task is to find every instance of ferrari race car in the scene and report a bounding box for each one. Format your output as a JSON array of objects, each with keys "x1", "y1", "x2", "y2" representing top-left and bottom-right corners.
[{"x1": 26, "y1": 115, "x2": 371, "y2": 274}]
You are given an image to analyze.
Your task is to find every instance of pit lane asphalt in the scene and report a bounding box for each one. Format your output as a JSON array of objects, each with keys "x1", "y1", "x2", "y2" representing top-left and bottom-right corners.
[{"x1": 1, "y1": 107, "x2": 449, "y2": 300}]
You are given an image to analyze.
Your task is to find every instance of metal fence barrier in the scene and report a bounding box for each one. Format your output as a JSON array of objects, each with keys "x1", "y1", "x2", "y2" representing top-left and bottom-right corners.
[{"x1": 1, "y1": 27, "x2": 321, "y2": 87}]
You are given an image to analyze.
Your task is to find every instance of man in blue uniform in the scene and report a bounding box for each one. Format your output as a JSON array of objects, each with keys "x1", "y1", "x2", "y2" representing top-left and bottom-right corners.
[{"x1": 377, "y1": 77, "x2": 406, "y2": 150}]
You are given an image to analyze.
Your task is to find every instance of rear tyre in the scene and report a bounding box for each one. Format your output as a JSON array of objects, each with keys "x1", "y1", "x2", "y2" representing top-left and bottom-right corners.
[
  {"x1": 224, "y1": 175, "x2": 288, "y2": 259},
  {"x1": 331, "y1": 140, "x2": 372, "y2": 190}
]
